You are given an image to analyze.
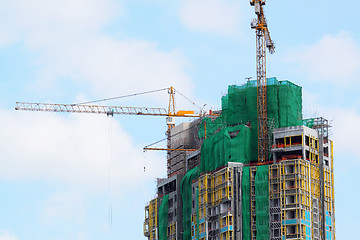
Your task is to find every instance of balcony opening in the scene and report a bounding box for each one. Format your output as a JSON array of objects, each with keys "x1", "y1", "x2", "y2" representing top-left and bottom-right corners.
[
  {"x1": 272, "y1": 184, "x2": 278, "y2": 193},
  {"x1": 286, "y1": 210, "x2": 296, "y2": 219},
  {"x1": 275, "y1": 138, "x2": 285, "y2": 148},
  {"x1": 290, "y1": 135, "x2": 302, "y2": 145},
  {"x1": 324, "y1": 146, "x2": 329, "y2": 157},
  {"x1": 272, "y1": 213, "x2": 280, "y2": 222},
  {"x1": 276, "y1": 150, "x2": 303, "y2": 161},
  {"x1": 286, "y1": 195, "x2": 296, "y2": 204},
  {"x1": 287, "y1": 225, "x2": 296, "y2": 235},
  {"x1": 271, "y1": 199, "x2": 279, "y2": 207},
  {"x1": 286, "y1": 180, "x2": 295, "y2": 189},
  {"x1": 168, "y1": 198, "x2": 174, "y2": 208},
  {"x1": 272, "y1": 169, "x2": 278, "y2": 178},
  {"x1": 158, "y1": 186, "x2": 164, "y2": 195},
  {"x1": 285, "y1": 164, "x2": 295, "y2": 174}
]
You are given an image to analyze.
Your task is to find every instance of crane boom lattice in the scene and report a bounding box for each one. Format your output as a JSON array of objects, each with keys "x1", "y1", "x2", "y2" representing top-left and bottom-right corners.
[{"x1": 15, "y1": 102, "x2": 202, "y2": 118}]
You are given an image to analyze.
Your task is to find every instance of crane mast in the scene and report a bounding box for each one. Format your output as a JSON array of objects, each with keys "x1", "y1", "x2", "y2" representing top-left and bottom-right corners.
[
  {"x1": 250, "y1": 0, "x2": 275, "y2": 163},
  {"x1": 166, "y1": 86, "x2": 176, "y2": 176}
]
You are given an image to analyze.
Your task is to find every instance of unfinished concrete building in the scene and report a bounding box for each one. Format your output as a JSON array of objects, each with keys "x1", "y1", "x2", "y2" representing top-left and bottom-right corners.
[
  {"x1": 143, "y1": 78, "x2": 335, "y2": 240},
  {"x1": 168, "y1": 121, "x2": 202, "y2": 176}
]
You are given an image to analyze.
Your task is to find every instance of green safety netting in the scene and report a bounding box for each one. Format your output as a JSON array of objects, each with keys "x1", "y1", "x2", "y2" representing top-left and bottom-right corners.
[
  {"x1": 242, "y1": 167, "x2": 251, "y2": 240},
  {"x1": 219, "y1": 77, "x2": 302, "y2": 161},
  {"x1": 278, "y1": 80, "x2": 303, "y2": 127},
  {"x1": 200, "y1": 124, "x2": 251, "y2": 172},
  {"x1": 221, "y1": 78, "x2": 302, "y2": 161},
  {"x1": 188, "y1": 78, "x2": 302, "y2": 239},
  {"x1": 198, "y1": 115, "x2": 223, "y2": 139},
  {"x1": 303, "y1": 118, "x2": 315, "y2": 128},
  {"x1": 159, "y1": 194, "x2": 169, "y2": 240},
  {"x1": 181, "y1": 166, "x2": 200, "y2": 240},
  {"x1": 255, "y1": 165, "x2": 270, "y2": 240}
]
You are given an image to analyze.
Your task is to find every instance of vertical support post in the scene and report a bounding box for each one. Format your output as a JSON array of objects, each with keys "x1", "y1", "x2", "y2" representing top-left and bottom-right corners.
[
  {"x1": 233, "y1": 165, "x2": 243, "y2": 240},
  {"x1": 166, "y1": 126, "x2": 172, "y2": 177},
  {"x1": 256, "y1": 27, "x2": 268, "y2": 163},
  {"x1": 167, "y1": 87, "x2": 176, "y2": 177},
  {"x1": 318, "y1": 118, "x2": 326, "y2": 240},
  {"x1": 250, "y1": 166, "x2": 257, "y2": 240}
]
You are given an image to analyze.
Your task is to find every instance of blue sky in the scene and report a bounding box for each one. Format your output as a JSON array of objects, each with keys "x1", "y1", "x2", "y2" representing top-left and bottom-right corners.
[{"x1": 1, "y1": 0, "x2": 359, "y2": 239}]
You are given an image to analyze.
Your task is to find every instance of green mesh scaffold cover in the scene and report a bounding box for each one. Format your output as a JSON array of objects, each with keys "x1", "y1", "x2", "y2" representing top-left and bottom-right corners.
[
  {"x1": 200, "y1": 124, "x2": 251, "y2": 172},
  {"x1": 221, "y1": 78, "x2": 302, "y2": 127},
  {"x1": 189, "y1": 78, "x2": 301, "y2": 239},
  {"x1": 303, "y1": 118, "x2": 315, "y2": 128},
  {"x1": 242, "y1": 167, "x2": 251, "y2": 240},
  {"x1": 181, "y1": 166, "x2": 199, "y2": 240},
  {"x1": 198, "y1": 115, "x2": 223, "y2": 139},
  {"x1": 222, "y1": 78, "x2": 302, "y2": 161},
  {"x1": 255, "y1": 165, "x2": 270, "y2": 240},
  {"x1": 199, "y1": 77, "x2": 302, "y2": 162},
  {"x1": 158, "y1": 194, "x2": 169, "y2": 240}
]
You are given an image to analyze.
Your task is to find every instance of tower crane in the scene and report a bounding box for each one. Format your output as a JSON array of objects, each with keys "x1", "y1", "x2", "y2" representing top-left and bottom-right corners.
[
  {"x1": 15, "y1": 87, "x2": 218, "y2": 177},
  {"x1": 250, "y1": 0, "x2": 275, "y2": 163}
]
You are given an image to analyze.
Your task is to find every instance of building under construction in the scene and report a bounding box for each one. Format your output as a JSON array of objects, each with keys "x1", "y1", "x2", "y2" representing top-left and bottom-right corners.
[{"x1": 143, "y1": 78, "x2": 335, "y2": 240}]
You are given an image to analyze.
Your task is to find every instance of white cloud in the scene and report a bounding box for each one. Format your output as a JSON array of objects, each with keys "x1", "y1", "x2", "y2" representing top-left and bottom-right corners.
[
  {"x1": 0, "y1": 0, "x2": 120, "y2": 48},
  {"x1": 287, "y1": 32, "x2": 360, "y2": 84},
  {"x1": 0, "y1": 0, "x2": 192, "y2": 188},
  {"x1": 179, "y1": 0, "x2": 242, "y2": 37},
  {"x1": 328, "y1": 107, "x2": 360, "y2": 158},
  {"x1": 32, "y1": 37, "x2": 192, "y2": 101},
  {"x1": 0, "y1": 0, "x2": 194, "y2": 104},
  {"x1": 0, "y1": 232, "x2": 18, "y2": 240},
  {"x1": 0, "y1": 109, "x2": 165, "y2": 191},
  {"x1": 2, "y1": 0, "x2": 121, "y2": 36}
]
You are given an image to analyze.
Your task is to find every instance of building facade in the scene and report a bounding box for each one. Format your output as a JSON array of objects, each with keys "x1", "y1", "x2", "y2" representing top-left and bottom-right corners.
[{"x1": 144, "y1": 80, "x2": 335, "y2": 240}]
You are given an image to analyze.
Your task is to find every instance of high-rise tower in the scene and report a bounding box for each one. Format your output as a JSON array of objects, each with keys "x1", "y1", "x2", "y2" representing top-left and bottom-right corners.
[{"x1": 143, "y1": 79, "x2": 335, "y2": 240}]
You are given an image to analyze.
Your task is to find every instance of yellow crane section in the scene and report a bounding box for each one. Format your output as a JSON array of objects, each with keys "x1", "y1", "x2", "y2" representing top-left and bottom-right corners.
[{"x1": 250, "y1": 0, "x2": 275, "y2": 163}]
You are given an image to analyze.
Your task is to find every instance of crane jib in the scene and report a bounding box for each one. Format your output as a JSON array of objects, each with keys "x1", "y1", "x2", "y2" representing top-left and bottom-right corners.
[{"x1": 15, "y1": 102, "x2": 215, "y2": 118}]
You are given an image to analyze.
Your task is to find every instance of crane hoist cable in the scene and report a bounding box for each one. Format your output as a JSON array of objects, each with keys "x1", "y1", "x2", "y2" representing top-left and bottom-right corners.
[
  {"x1": 174, "y1": 89, "x2": 202, "y2": 111},
  {"x1": 107, "y1": 115, "x2": 113, "y2": 233},
  {"x1": 74, "y1": 87, "x2": 169, "y2": 105},
  {"x1": 73, "y1": 86, "x2": 203, "y2": 113}
]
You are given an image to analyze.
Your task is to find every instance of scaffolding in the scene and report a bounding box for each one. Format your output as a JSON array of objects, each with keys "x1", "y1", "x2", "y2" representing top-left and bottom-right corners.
[
  {"x1": 143, "y1": 82, "x2": 337, "y2": 240},
  {"x1": 144, "y1": 198, "x2": 159, "y2": 240},
  {"x1": 198, "y1": 173, "x2": 208, "y2": 240},
  {"x1": 250, "y1": 166, "x2": 257, "y2": 240},
  {"x1": 269, "y1": 163, "x2": 281, "y2": 240},
  {"x1": 242, "y1": 167, "x2": 251, "y2": 240},
  {"x1": 280, "y1": 159, "x2": 312, "y2": 240},
  {"x1": 195, "y1": 166, "x2": 239, "y2": 240}
]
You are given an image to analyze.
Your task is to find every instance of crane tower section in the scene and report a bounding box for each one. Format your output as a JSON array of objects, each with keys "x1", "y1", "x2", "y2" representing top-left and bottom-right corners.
[{"x1": 250, "y1": 0, "x2": 275, "y2": 163}]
